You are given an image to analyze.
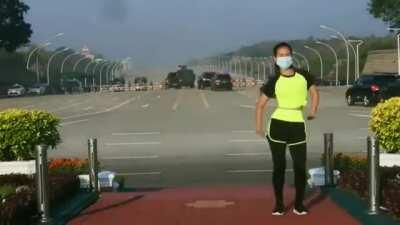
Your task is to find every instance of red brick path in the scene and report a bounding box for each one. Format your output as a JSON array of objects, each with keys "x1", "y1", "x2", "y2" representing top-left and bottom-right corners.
[{"x1": 68, "y1": 185, "x2": 360, "y2": 225}]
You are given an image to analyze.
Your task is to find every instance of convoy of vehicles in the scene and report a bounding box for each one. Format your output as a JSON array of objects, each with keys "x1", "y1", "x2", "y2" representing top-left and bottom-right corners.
[{"x1": 345, "y1": 74, "x2": 400, "y2": 106}]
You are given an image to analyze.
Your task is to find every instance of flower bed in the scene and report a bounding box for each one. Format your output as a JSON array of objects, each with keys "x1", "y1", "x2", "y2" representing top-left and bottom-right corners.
[
  {"x1": 333, "y1": 153, "x2": 400, "y2": 218},
  {"x1": 0, "y1": 158, "x2": 86, "y2": 225}
]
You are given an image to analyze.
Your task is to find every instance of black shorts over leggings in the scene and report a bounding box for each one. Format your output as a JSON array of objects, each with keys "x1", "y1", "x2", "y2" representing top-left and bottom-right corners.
[{"x1": 267, "y1": 118, "x2": 306, "y2": 146}]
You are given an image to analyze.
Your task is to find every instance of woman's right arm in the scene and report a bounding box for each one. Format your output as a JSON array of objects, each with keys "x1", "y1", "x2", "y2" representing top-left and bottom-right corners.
[{"x1": 255, "y1": 93, "x2": 269, "y2": 137}]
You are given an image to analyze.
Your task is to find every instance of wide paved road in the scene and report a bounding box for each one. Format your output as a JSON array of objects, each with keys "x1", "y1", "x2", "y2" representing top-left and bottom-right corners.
[{"x1": 0, "y1": 86, "x2": 373, "y2": 188}]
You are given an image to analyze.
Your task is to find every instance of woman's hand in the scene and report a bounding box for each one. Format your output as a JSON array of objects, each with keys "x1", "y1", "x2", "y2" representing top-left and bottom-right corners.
[{"x1": 256, "y1": 128, "x2": 265, "y2": 137}]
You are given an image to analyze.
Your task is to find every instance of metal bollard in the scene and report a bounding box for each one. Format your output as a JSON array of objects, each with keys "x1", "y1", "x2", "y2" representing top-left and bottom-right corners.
[
  {"x1": 35, "y1": 145, "x2": 51, "y2": 224},
  {"x1": 367, "y1": 136, "x2": 380, "y2": 215},
  {"x1": 88, "y1": 138, "x2": 99, "y2": 193},
  {"x1": 324, "y1": 133, "x2": 334, "y2": 186}
]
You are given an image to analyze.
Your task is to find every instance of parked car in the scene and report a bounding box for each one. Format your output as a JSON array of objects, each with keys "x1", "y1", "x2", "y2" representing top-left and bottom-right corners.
[
  {"x1": 197, "y1": 72, "x2": 216, "y2": 89},
  {"x1": 345, "y1": 74, "x2": 399, "y2": 106},
  {"x1": 211, "y1": 73, "x2": 233, "y2": 91},
  {"x1": 7, "y1": 84, "x2": 25, "y2": 97},
  {"x1": 28, "y1": 84, "x2": 48, "y2": 95},
  {"x1": 110, "y1": 83, "x2": 125, "y2": 92}
]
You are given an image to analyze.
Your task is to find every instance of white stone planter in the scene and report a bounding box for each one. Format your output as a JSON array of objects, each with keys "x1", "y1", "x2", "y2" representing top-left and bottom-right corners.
[
  {"x1": 0, "y1": 160, "x2": 36, "y2": 175},
  {"x1": 307, "y1": 167, "x2": 340, "y2": 187},
  {"x1": 78, "y1": 171, "x2": 116, "y2": 189},
  {"x1": 380, "y1": 153, "x2": 400, "y2": 167}
]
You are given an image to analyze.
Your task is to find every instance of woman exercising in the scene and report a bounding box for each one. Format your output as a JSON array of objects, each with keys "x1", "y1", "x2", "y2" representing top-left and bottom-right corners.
[{"x1": 255, "y1": 42, "x2": 320, "y2": 216}]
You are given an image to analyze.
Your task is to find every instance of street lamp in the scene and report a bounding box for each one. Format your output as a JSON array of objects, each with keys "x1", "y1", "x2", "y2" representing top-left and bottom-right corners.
[
  {"x1": 73, "y1": 56, "x2": 90, "y2": 72},
  {"x1": 321, "y1": 25, "x2": 350, "y2": 86},
  {"x1": 293, "y1": 51, "x2": 310, "y2": 72},
  {"x1": 304, "y1": 45, "x2": 324, "y2": 81},
  {"x1": 46, "y1": 47, "x2": 69, "y2": 85},
  {"x1": 331, "y1": 35, "x2": 357, "y2": 82},
  {"x1": 60, "y1": 52, "x2": 80, "y2": 73},
  {"x1": 316, "y1": 40, "x2": 339, "y2": 86},
  {"x1": 388, "y1": 27, "x2": 400, "y2": 75},
  {"x1": 26, "y1": 42, "x2": 52, "y2": 70},
  {"x1": 348, "y1": 39, "x2": 364, "y2": 79}
]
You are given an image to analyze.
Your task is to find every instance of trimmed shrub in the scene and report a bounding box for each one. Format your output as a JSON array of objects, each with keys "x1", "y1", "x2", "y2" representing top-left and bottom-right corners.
[
  {"x1": 0, "y1": 109, "x2": 61, "y2": 161},
  {"x1": 369, "y1": 97, "x2": 400, "y2": 153}
]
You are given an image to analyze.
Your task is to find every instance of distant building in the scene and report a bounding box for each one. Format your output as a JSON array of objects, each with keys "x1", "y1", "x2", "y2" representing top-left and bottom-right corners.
[
  {"x1": 81, "y1": 45, "x2": 95, "y2": 60},
  {"x1": 362, "y1": 49, "x2": 397, "y2": 75}
]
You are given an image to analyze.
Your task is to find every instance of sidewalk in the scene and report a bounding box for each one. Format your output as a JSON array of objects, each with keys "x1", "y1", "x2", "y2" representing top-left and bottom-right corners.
[{"x1": 68, "y1": 185, "x2": 363, "y2": 225}]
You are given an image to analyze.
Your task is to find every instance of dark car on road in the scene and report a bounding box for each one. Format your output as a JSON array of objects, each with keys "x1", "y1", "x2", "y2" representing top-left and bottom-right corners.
[
  {"x1": 166, "y1": 72, "x2": 181, "y2": 89},
  {"x1": 197, "y1": 72, "x2": 216, "y2": 89},
  {"x1": 211, "y1": 73, "x2": 233, "y2": 91},
  {"x1": 345, "y1": 74, "x2": 399, "y2": 106}
]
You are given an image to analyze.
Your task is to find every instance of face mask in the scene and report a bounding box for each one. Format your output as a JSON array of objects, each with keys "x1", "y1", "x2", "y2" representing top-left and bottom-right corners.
[{"x1": 276, "y1": 56, "x2": 293, "y2": 70}]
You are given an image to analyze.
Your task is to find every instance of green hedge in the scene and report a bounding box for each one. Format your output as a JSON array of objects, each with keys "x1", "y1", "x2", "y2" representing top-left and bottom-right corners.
[
  {"x1": 370, "y1": 97, "x2": 400, "y2": 153},
  {"x1": 0, "y1": 109, "x2": 61, "y2": 161}
]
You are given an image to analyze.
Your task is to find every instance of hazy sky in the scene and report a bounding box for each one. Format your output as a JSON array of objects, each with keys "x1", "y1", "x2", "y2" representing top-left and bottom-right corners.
[{"x1": 25, "y1": 0, "x2": 388, "y2": 70}]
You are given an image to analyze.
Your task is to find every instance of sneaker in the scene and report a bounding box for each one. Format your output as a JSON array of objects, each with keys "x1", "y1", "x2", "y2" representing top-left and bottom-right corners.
[
  {"x1": 293, "y1": 204, "x2": 308, "y2": 215},
  {"x1": 272, "y1": 204, "x2": 285, "y2": 216}
]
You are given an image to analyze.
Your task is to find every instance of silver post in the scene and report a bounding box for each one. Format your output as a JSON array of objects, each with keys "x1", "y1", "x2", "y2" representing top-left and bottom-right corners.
[
  {"x1": 88, "y1": 138, "x2": 99, "y2": 193},
  {"x1": 36, "y1": 145, "x2": 51, "y2": 224},
  {"x1": 324, "y1": 133, "x2": 334, "y2": 186},
  {"x1": 367, "y1": 136, "x2": 380, "y2": 215}
]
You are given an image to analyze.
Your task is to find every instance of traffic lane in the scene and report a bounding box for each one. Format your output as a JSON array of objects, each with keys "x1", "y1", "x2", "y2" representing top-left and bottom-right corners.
[
  {"x1": 50, "y1": 90, "x2": 165, "y2": 158},
  {"x1": 100, "y1": 153, "x2": 322, "y2": 188}
]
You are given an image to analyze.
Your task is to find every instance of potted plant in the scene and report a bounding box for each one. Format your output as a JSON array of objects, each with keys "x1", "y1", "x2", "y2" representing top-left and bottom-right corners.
[
  {"x1": 369, "y1": 97, "x2": 400, "y2": 167},
  {"x1": 0, "y1": 109, "x2": 60, "y2": 175}
]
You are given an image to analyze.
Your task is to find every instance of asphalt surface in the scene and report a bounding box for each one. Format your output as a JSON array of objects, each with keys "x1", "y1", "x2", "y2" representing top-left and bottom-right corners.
[{"x1": 0, "y1": 86, "x2": 373, "y2": 188}]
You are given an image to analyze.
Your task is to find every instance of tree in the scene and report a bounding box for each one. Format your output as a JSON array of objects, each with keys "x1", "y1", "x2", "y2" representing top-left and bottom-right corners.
[
  {"x1": 0, "y1": 0, "x2": 32, "y2": 52},
  {"x1": 368, "y1": 0, "x2": 400, "y2": 28}
]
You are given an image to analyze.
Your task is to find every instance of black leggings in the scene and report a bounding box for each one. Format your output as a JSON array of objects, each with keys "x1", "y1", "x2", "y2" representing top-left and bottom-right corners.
[{"x1": 266, "y1": 119, "x2": 307, "y2": 206}]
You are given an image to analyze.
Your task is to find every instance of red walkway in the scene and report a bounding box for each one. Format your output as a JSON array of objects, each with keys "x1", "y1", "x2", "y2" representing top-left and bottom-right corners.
[{"x1": 68, "y1": 185, "x2": 360, "y2": 225}]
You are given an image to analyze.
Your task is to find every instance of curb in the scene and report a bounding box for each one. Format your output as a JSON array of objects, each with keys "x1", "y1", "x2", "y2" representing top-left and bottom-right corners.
[
  {"x1": 50, "y1": 191, "x2": 98, "y2": 225},
  {"x1": 323, "y1": 187, "x2": 400, "y2": 225}
]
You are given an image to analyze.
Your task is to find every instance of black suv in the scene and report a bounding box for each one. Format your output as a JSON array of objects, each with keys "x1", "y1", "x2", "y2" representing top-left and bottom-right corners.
[
  {"x1": 197, "y1": 72, "x2": 216, "y2": 89},
  {"x1": 345, "y1": 74, "x2": 399, "y2": 106},
  {"x1": 211, "y1": 73, "x2": 233, "y2": 91},
  {"x1": 165, "y1": 72, "x2": 181, "y2": 89}
]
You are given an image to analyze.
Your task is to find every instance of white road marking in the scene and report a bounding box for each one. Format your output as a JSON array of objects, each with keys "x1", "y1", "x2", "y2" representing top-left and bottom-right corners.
[
  {"x1": 157, "y1": 95, "x2": 161, "y2": 99},
  {"x1": 117, "y1": 172, "x2": 161, "y2": 176},
  {"x1": 232, "y1": 130, "x2": 255, "y2": 133},
  {"x1": 172, "y1": 91, "x2": 184, "y2": 111},
  {"x1": 22, "y1": 104, "x2": 36, "y2": 109},
  {"x1": 50, "y1": 102, "x2": 83, "y2": 113},
  {"x1": 102, "y1": 155, "x2": 159, "y2": 160},
  {"x1": 348, "y1": 113, "x2": 370, "y2": 118},
  {"x1": 61, "y1": 97, "x2": 135, "y2": 120},
  {"x1": 199, "y1": 91, "x2": 210, "y2": 109},
  {"x1": 82, "y1": 106, "x2": 93, "y2": 111},
  {"x1": 60, "y1": 119, "x2": 89, "y2": 126},
  {"x1": 112, "y1": 132, "x2": 161, "y2": 136},
  {"x1": 239, "y1": 105, "x2": 255, "y2": 109},
  {"x1": 225, "y1": 152, "x2": 270, "y2": 157},
  {"x1": 141, "y1": 104, "x2": 150, "y2": 108},
  {"x1": 105, "y1": 142, "x2": 161, "y2": 146},
  {"x1": 228, "y1": 139, "x2": 266, "y2": 143},
  {"x1": 226, "y1": 169, "x2": 294, "y2": 173}
]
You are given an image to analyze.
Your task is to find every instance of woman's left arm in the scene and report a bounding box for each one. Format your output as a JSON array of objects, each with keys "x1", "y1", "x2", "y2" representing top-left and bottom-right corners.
[{"x1": 307, "y1": 85, "x2": 319, "y2": 120}]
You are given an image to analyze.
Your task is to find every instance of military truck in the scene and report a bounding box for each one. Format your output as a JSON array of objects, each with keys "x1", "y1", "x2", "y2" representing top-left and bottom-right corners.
[{"x1": 165, "y1": 65, "x2": 196, "y2": 89}]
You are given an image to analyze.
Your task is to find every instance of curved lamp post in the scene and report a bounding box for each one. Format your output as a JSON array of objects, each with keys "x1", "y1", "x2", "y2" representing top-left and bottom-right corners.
[
  {"x1": 316, "y1": 40, "x2": 339, "y2": 86},
  {"x1": 304, "y1": 45, "x2": 324, "y2": 80},
  {"x1": 46, "y1": 47, "x2": 69, "y2": 85},
  {"x1": 73, "y1": 56, "x2": 90, "y2": 72},
  {"x1": 348, "y1": 40, "x2": 364, "y2": 79},
  {"x1": 60, "y1": 52, "x2": 80, "y2": 73},
  {"x1": 321, "y1": 25, "x2": 350, "y2": 86},
  {"x1": 293, "y1": 51, "x2": 310, "y2": 72},
  {"x1": 26, "y1": 42, "x2": 52, "y2": 70}
]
